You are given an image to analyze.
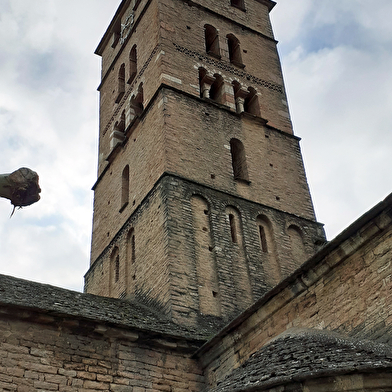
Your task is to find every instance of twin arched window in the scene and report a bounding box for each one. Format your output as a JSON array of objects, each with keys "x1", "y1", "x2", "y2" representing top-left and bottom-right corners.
[
  {"x1": 204, "y1": 25, "x2": 243, "y2": 67},
  {"x1": 115, "y1": 45, "x2": 137, "y2": 103}
]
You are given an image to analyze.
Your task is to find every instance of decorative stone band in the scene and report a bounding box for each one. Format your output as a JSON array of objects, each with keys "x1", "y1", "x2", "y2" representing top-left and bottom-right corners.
[{"x1": 173, "y1": 43, "x2": 284, "y2": 94}]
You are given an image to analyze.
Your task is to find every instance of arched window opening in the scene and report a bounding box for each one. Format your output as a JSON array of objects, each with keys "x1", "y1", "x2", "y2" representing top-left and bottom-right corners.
[
  {"x1": 227, "y1": 34, "x2": 243, "y2": 66},
  {"x1": 231, "y1": 0, "x2": 245, "y2": 10},
  {"x1": 121, "y1": 165, "x2": 130, "y2": 209},
  {"x1": 128, "y1": 45, "x2": 137, "y2": 84},
  {"x1": 204, "y1": 24, "x2": 220, "y2": 58},
  {"x1": 259, "y1": 225, "x2": 268, "y2": 253},
  {"x1": 230, "y1": 138, "x2": 249, "y2": 181},
  {"x1": 191, "y1": 195, "x2": 221, "y2": 316},
  {"x1": 232, "y1": 81, "x2": 241, "y2": 96},
  {"x1": 226, "y1": 206, "x2": 252, "y2": 306},
  {"x1": 130, "y1": 231, "x2": 135, "y2": 264},
  {"x1": 226, "y1": 206, "x2": 243, "y2": 246},
  {"x1": 288, "y1": 225, "x2": 306, "y2": 267},
  {"x1": 229, "y1": 214, "x2": 237, "y2": 243},
  {"x1": 116, "y1": 63, "x2": 126, "y2": 103},
  {"x1": 256, "y1": 215, "x2": 272, "y2": 254},
  {"x1": 256, "y1": 215, "x2": 281, "y2": 284},
  {"x1": 244, "y1": 87, "x2": 260, "y2": 116},
  {"x1": 130, "y1": 83, "x2": 144, "y2": 119},
  {"x1": 110, "y1": 247, "x2": 120, "y2": 294},
  {"x1": 137, "y1": 83, "x2": 144, "y2": 107},
  {"x1": 209, "y1": 74, "x2": 224, "y2": 103},
  {"x1": 199, "y1": 68, "x2": 207, "y2": 98}
]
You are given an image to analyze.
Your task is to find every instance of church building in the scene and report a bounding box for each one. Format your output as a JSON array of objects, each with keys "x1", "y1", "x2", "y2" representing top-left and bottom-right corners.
[{"x1": 0, "y1": 1, "x2": 391, "y2": 391}]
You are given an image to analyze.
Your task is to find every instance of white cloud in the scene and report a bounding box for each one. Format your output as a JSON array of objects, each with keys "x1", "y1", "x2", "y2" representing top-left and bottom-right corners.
[
  {"x1": 0, "y1": 0, "x2": 119, "y2": 291},
  {"x1": 273, "y1": 0, "x2": 392, "y2": 238}
]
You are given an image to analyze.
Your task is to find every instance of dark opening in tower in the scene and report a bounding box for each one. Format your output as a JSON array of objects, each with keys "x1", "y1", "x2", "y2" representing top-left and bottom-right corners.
[
  {"x1": 204, "y1": 24, "x2": 220, "y2": 58},
  {"x1": 230, "y1": 138, "x2": 249, "y2": 182},
  {"x1": 227, "y1": 34, "x2": 243, "y2": 67}
]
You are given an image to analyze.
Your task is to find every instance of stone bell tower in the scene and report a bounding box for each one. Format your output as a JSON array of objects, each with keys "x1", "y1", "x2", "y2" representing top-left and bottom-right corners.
[{"x1": 84, "y1": 0, "x2": 325, "y2": 329}]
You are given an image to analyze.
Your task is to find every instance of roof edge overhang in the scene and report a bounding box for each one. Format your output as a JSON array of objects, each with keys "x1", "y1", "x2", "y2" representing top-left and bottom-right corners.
[{"x1": 256, "y1": 0, "x2": 276, "y2": 12}]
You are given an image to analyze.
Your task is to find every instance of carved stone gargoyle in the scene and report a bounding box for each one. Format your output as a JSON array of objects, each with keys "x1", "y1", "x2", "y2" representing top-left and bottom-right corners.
[{"x1": 0, "y1": 168, "x2": 41, "y2": 214}]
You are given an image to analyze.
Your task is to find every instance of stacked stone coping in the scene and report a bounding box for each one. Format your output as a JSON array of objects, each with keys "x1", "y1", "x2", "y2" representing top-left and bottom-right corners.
[
  {"x1": 210, "y1": 328, "x2": 392, "y2": 392},
  {"x1": 195, "y1": 192, "x2": 392, "y2": 366},
  {"x1": 0, "y1": 273, "x2": 209, "y2": 345}
]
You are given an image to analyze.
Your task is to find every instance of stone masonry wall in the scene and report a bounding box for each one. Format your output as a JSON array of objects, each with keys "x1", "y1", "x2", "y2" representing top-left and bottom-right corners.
[
  {"x1": 97, "y1": 0, "x2": 162, "y2": 176},
  {"x1": 181, "y1": 0, "x2": 276, "y2": 40},
  {"x1": 159, "y1": 0, "x2": 293, "y2": 133},
  {"x1": 161, "y1": 88, "x2": 316, "y2": 221},
  {"x1": 162, "y1": 175, "x2": 324, "y2": 329},
  {"x1": 90, "y1": 90, "x2": 166, "y2": 263},
  {"x1": 87, "y1": 178, "x2": 172, "y2": 316},
  {"x1": 0, "y1": 311, "x2": 205, "y2": 392},
  {"x1": 199, "y1": 201, "x2": 392, "y2": 387}
]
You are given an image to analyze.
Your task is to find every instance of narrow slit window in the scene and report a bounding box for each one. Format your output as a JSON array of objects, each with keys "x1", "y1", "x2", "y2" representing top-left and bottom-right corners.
[
  {"x1": 110, "y1": 247, "x2": 120, "y2": 294},
  {"x1": 127, "y1": 229, "x2": 136, "y2": 290},
  {"x1": 128, "y1": 45, "x2": 137, "y2": 84},
  {"x1": 229, "y1": 214, "x2": 237, "y2": 243},
  {"x1": 115, "y1": 255, "x2": 120, "y2": 282},
  {"x1": 131, "y1": 233, "x2": 135, "y2": 264},
  {"x1": 259, "y1": 225, "x2": 268, "y2": 253},
  {"x1": 121, "y1": 165, "x2": 130, "y2": 208},
  {"x1": 116, "y1": 63, "x2": 126, "y2": 103}
]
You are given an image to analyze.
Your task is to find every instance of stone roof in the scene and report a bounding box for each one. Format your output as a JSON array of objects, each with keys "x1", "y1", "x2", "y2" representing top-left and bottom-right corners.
[
  {"x1": 212, "y1": 328, "x2": 392, "y2": 392},
  {"x1": 0, "y1": 273, "x2": 209, "y2": 342}
]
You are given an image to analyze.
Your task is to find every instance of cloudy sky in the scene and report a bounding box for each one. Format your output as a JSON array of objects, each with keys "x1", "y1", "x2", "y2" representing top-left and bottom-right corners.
[{"x1": 0, "y1": 0, "x2": 391, "y2": 292}]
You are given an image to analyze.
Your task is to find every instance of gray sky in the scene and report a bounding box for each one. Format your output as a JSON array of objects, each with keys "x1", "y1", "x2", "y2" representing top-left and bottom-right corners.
[{"x1": 0, "y1": 0, "x2": 391, "y2": 292}]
